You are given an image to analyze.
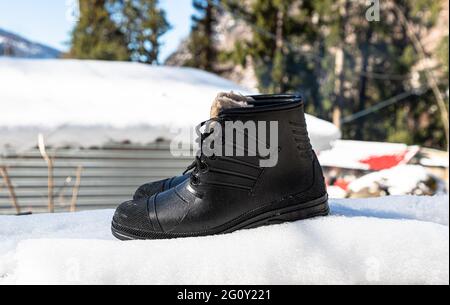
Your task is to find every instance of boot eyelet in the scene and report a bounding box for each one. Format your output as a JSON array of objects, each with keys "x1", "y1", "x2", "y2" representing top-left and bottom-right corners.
[
  {"x1": 199, "y1": 162, "x2": 209, "y2": 173},
  {"x1": 191, "y1": 175, "x2": 201, "y2": 186}
]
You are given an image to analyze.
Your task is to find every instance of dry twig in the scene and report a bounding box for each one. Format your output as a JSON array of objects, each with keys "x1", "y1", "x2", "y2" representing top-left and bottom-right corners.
[
  {"x1": 0, "y1": 166, "x2": 21, "y2": 214},
  {"x1": 38, "y1": 134, "x2": 55, "y2": 213},
  {"x1": 70, "y1": 166, "x2": 83, "y2": 213}
]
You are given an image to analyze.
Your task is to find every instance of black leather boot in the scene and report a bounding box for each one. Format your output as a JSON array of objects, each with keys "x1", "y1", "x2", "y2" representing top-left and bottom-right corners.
[
  {"x1": 113, "y1": 95, "x2": 329, "y2": 240},
  {"x1": 133, "y1": 94, "x2": 307, "y2": 200},
  {"x1": 133, "y1": 174, "x2": 190, "y2": 201}
]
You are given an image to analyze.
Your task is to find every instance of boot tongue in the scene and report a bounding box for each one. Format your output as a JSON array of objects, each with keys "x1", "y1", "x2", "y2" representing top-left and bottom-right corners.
[{"x1": 210, "y1": 92, "x2": 254, "y2": 119}]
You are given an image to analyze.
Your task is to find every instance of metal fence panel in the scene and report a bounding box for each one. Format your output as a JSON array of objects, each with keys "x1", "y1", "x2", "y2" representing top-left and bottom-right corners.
[{"x1": 0, "y1": 144, "x2": 192, "y2": 214}]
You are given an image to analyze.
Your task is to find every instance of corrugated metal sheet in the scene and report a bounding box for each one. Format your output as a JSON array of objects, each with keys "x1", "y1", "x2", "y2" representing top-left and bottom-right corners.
[{"x1": 0, "y1": 143, "x2": 193, "y2": 214}]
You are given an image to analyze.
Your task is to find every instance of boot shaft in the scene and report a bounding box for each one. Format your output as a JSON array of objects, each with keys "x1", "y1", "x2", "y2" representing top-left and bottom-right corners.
[
  {"x1": 193, "y1": 96, "x2": 326, "y2": 204},
  {"x1": 219, "y1": 95, "x2": 313, "y2": 164},
  {"x1": 198, "y1": 95, "x2": 311, "y2": 165}
]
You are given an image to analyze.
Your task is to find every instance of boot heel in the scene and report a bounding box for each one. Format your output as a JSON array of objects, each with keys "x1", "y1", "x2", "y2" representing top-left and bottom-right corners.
[
  {"x1": 269, "y1": 196, "x2": 330, "y2": 224},
  {"x1": 269, "y1": 197, "x2": 330, "y2": 224},
  {"x1": 243, "y1": 195, "x2": 329, "y2": 230}
]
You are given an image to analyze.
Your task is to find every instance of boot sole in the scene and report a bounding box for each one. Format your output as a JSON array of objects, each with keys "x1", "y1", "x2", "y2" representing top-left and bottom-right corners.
[{"x1": 111, "y1": 194, "x2": 329, "y2": 241}]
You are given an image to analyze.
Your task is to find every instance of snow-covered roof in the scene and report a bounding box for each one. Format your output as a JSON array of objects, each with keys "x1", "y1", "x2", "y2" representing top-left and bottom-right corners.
[
  {"x1": 318, "y1": 140, "x2": 420, "y2": 170},
  {"x1": 0, "y1": 58, "x2": 340, "y2": 153},
  {"x1": 348, "y1": 165, "x2": 434, "y2": 195}
]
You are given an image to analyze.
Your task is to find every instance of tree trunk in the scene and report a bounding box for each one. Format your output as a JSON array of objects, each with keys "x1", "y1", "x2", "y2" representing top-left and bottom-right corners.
[
  {"x1": 393, "y1": 3, "x2": 449, "y2": 153},
  {"x1": 274, "y1": 7, "x2": 285, "y2": 93},
  {"x1": 333, "y1": 48, "x2": 345, "y2": 129},
  {"x1": 205, "y1": 0, "x2": 215, "y2": 71},
  {"x1": 333, "y1": 0, "x2": 348, "y2": 129},
  {"x1": 355, "y1": 27, "x2": 373, "y2": 140}
]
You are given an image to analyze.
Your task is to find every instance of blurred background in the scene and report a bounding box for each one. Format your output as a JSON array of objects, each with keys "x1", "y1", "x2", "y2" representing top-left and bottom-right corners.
[{"x1": 0, "y1": 0, "x2": 448, "y2": 214}]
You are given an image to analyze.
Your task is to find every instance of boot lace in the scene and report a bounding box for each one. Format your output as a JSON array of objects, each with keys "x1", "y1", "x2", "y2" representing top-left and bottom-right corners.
[{"x1": 183, "y1": 118, "x2": 222, "y2": 185}]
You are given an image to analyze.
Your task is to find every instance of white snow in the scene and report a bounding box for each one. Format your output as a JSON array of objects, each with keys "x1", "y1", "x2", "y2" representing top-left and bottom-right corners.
[
  {"x1": 319, "y1": 140, "x2": 418, "y2": 170},
  {"x1": 0, "y1": 58, "x2": 340, "y2": 152},
  {"x1": 420, "y1": 157, "x2": 449, "y2": 168},
  {"x1": 0, "y1": 195, "x2": 448, "y2": 285},
  {"x1": 332, "y1": 195, "x2": 449, "y2": 226},
  {"x1": 348, "y1": 165, "x2": 435, "y2": 195}
]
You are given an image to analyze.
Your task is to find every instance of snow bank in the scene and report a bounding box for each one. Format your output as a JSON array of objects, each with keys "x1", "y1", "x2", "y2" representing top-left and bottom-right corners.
[
  {"x1": 348, "y1": 165, "x2": 435, "y2": 195},
  {"x1": 318, "y1": 140, "x2": 417, "y2": 170},
  {"x1": 332, "y1": 195, "x2": 449, "y2": 226},
  {"x1": 0, "y1": 58, "x2": 340, "y2": 152},
  {"x1": 0, "y1": 195, "x2": 448, "y2": 285}
]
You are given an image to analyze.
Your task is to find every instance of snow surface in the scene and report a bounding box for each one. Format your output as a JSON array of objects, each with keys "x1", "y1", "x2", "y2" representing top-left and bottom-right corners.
[
  {"x1": 420, "y1": 157, "x2": 449, "y2": 168},
  {"x1": 0, "y1": 195, "x2": 448, "y2": 285},
  {"x1": 348, "y1": 165, "x2": 437, "y2": 195},
  {"x1": 0, "y1": 58, "x2": 340, "y2": 153},
  {"x1": 318, "y1": 140, "x2": 417, "y2": 170}
]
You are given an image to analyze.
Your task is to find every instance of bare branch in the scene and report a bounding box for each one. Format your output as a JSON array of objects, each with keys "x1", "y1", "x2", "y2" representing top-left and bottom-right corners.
[
  {"x1": 38, "y1": 134, "x2": 55, "y2": 213},
  {"x1": 70, "y1": 166, "x2": 83, "y2": 213},
  {"x1": 0, "y1": 166, "x2": 21, "y2": 215}
]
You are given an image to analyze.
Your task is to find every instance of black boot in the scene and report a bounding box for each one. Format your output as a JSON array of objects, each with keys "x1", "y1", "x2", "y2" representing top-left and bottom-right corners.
[
  {"x1": 133, "y1": 174, "x2": 190, "y2": 201},
  {"x1": 113, "y1": 95, "x2": 329, "y2": 240},
  {"x1": 133, "y1": 94, "x2": 307, "y2": 200}
]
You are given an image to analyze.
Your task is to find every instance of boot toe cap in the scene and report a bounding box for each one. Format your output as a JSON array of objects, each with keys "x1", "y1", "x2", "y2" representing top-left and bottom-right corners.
[
  {"x1": 133, "y1": 175, "x2": 191, "y2": 200},
  {"x1": 113, "y1": 199, "x2": 155, "y2": 234},
  {"x1": 133, "y1": 180, "x2": 166, "y2": 200}
]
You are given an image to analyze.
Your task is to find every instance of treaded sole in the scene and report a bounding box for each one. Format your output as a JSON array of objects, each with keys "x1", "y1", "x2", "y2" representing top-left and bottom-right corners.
[{"x1": 111, "y1": 194, "x2": 329, "y2": 241}]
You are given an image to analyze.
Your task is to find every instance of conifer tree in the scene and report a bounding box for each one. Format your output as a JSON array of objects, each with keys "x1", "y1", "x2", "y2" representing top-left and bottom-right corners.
[
  {"x1": 70, "y1": 0, "x2": 129, "y2": 61},
  {"x1": 185, "y1": 0, "x2": 220, "y2": 72},
  {"x1": 224, "y1": 0, "x2": 320, "y2": 100},
  {"x1": 118, "y1": 0, "x2": 170, "y2": 64},
  {"x1": 311, "y1": 0, "x2": 446, "y2": 146},
  {"x1": 70, "y1": 0, "x2": 170, "y2": 64},
  {"x1": 223, "y1": 0, "x2": 447, "y2": 149}
]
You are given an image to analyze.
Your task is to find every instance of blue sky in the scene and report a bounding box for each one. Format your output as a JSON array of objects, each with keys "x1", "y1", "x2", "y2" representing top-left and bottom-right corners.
[{"x1": 0, "y1": 0, "x2": 194, "y2": 61}]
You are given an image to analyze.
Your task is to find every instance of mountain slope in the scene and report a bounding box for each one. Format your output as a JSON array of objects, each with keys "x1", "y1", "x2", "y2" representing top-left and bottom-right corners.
[{"x1": 0, "y1": 28, "x2": 60, "y2": 59}]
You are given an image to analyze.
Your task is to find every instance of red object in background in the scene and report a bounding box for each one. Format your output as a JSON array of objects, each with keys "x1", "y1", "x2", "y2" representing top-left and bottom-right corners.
[
  {"x1": 334, "y1": 178, "x2": 350, "y2": 191},
  {"x1": 360, "y1": 152, "x2": 408, "y2": 171}
]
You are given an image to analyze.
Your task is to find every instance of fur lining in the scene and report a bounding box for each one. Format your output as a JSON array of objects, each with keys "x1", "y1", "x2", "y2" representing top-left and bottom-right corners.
[{"x1": 210, "y1": 92, "x2": 254, "y2": 118}]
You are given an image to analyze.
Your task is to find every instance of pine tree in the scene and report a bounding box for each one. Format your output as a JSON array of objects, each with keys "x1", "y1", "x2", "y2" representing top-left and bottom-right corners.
[
  {"x1": 224, "y1": 0, "x2": 320, "y2": 103},
  {"x1": 324, "y1": 0, "x2": 446, "y2": 148},
  {"x1": 118, "y1": 0, "x2": 170, "y2": 64},
  {"x1": 70, "y1": 0, "x2": 129, "y2": 61},
  {"x1": 185, "y1": 0, "x2": 220, "y2": 72},
  {"x1": 222, "y1": 0, "x2": 447, "y2": 149},
  {"x1": 244, "y1": 0, "x2": 286, "y2": 92},
  {"x1": 70, "y1": 0, "x2": 170, "y2": 64}
]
